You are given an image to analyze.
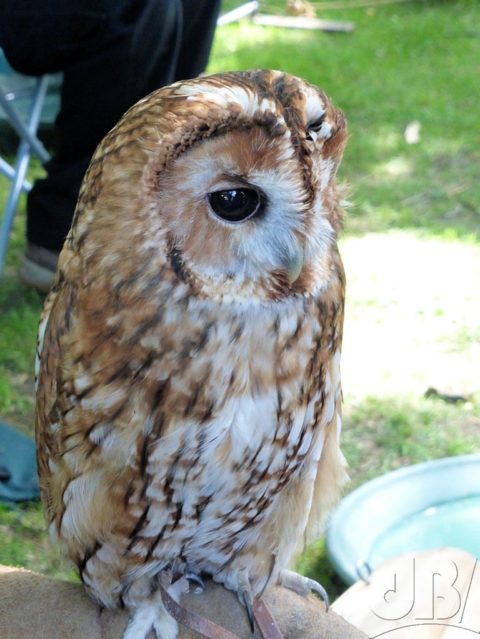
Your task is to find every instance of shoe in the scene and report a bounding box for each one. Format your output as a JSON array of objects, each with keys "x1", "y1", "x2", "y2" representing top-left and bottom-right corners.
[{"x1": 19, "y1": 243, "x2": 59, "y2": 293}]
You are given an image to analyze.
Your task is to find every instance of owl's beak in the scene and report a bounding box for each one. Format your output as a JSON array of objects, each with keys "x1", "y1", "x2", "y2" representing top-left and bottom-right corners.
[{"x1": 284, "y1": 245, "x2": 305, "y2": 284}]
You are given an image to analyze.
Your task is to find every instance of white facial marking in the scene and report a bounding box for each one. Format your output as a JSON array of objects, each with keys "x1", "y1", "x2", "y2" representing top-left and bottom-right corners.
[
  {"x1": 304, "y1": 88, "x2": 326, "y2": 123},
  {"x1": 176, "y1": 81, "x2": 283, "y2": 123}
]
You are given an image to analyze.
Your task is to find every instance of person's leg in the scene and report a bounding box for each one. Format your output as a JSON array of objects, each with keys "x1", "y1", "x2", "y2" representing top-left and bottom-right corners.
[
  {"x1": 176, "y1": 0, "x2": 222, "y2": 81},
  {"x1": 26, "y1": 0, "x2": 183, "y2": 258},
  {"x1": 1, "y1": 2, "x2": 117, "y2": 288},
  {"x1": 0, "y1": 1, "x2": 119, "y2": 76}
]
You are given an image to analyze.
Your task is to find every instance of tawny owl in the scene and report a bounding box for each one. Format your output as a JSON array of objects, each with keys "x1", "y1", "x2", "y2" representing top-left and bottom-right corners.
[{"x1": 35, "y1": 70, "x2": 348, "y2": 638}]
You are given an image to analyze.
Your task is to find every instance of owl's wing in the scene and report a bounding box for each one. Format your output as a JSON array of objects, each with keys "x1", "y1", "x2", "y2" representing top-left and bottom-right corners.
[
  {"x1": 36, "y1": 278, "x2": 142, "y2": 551},
  {"x1": 35, "y1": 283, "x2": 72, "y2": 516},
  {"x1": 304, "y1": 351, "x2": 347, "y2": 548}
]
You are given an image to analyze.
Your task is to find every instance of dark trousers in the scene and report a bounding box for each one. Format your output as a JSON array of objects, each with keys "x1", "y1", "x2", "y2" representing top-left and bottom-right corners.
[{"x1": 0, "y1": 0, "x2": 221, "y2": 251}]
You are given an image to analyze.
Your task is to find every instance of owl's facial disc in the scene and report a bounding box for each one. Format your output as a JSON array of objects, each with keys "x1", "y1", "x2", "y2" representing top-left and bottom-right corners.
[
  {"x1": 156, "y1": 126, "x2": 314, "y2": 297},
  {"x1": 205, "y1": 181, "x2": 305, "y2": 283},
  {"x1": 205, "y1": 190, "x2": 303, "y2": 284}
]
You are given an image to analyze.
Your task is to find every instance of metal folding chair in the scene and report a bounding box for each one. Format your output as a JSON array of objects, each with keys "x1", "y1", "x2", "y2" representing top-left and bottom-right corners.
[{"x1": 0, "y1": 49, "x2": 60, "y2": 274}]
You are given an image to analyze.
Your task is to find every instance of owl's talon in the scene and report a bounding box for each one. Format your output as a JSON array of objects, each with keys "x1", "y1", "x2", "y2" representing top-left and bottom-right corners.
[
  {"x1": 186, "y1": 571, "x2": 205, "y2": 593},
  {"x1": 279, "y1": 569, "x2": 330, "y2": 611},
  {"x1": 241, "y1": 588, "x2": 255, "y2": 634},
  {"x1": 306, "y1": 577, "x2": 330, "y2": 610}
]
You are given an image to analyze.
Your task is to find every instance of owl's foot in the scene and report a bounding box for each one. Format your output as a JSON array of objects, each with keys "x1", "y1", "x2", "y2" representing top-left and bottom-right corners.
[
  {"x1": 123, "y1": 591, "x2": 178, "y2": 639},
  {"x1": 279, "y1": 569, "x2": 330, "y2": 611}
]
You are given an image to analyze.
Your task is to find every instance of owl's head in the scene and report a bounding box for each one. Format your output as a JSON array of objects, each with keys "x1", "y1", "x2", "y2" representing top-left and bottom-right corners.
[{"x1": 72, "y1": 70, "x2": 347, "y2": 303}]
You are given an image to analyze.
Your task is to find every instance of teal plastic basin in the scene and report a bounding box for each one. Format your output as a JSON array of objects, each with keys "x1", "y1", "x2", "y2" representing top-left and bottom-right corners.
[{"x1": 326, "y1": 454, "x2": 480, "y2": 584}]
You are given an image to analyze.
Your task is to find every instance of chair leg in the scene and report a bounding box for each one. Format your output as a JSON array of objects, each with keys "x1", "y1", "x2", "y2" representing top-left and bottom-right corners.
[
  {"x1": 0, "y1": 156, "x2": 32, "y2": 191},
  {"x1": 0, "y1": 143, "x2": 32, "y2": 272},
  {"x1": 0, "y1": 76, "x2": 50, "y2": 274},
  {"x1": 0, "y1": 77, "x2": 50, "y2": 165}
]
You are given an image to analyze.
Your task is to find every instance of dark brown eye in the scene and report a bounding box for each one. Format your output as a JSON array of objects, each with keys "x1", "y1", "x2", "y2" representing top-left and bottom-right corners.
[
  {"x1": 207, "y1": 189, "x2": 262, "y2": 223},
  {"x1": 306, "y1": 114, "x2": 326, "y2": 141},
  {"x1": 308, "y1": 114, "x2": 326, "y2": 132}
]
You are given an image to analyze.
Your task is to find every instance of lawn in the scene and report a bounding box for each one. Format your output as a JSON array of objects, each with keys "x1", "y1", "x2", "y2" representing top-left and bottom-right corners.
[{"x1": 0, "y1": 0, "x2": 479, "y2": 600}]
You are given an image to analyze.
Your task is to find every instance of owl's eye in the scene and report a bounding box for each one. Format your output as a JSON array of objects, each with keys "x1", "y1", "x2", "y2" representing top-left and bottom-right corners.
[
  {"x1": 306, "y1": 114, "x2": 326, "y2": 141},
  {"x1": 207, "y1": 189, "x2": 262, "y2": 223},
  {"x1": 307, "y1": 115, "x2": 326, "y2": 133}
]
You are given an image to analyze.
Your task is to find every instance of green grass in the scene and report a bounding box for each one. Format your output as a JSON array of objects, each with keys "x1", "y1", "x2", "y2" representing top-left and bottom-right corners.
[
  {"x1": 343, "y1": 394, "x2": 480, "y2": 486},
  {"x1": 0, "y1": 0, "x2": 479, "y2": 601},
  {"x1": 0, "y1": 501, "x2": 76, "y2": 581},
  {"x1": 0, "y1": 271, "x2": 41, "y2": 429}
]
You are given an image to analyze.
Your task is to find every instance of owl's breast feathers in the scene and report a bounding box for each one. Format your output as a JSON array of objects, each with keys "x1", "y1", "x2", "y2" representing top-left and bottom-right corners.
[{"x1": 35, "y1": 246, "x2": 344, "y2": 584}]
